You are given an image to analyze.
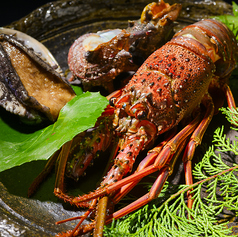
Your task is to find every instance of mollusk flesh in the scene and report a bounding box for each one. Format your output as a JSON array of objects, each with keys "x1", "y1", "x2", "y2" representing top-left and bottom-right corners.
[{"x1": 0, "y1": 28, "x2": 75, "y2": 123}]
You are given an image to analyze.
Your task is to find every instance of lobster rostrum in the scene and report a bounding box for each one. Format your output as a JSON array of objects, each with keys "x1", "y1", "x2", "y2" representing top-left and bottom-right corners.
[{"x1": 29, "y1": 19, "x2": 237, "y2": 237}]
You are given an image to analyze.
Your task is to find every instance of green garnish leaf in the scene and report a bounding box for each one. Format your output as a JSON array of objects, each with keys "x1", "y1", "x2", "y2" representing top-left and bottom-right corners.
[
  {"x1": 212, "y1": 2, "x2": 238, "y2": 40},
  {"x1": 0, "y1": 92, "x2": 108, "y2": 173}
]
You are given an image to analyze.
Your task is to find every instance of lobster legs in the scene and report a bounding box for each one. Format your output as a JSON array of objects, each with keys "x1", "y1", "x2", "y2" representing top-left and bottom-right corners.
[
  {"x1": 183, "y1": 95, "x2": 215, "y2": 208},
  {"x1": 72, "y1": 116, "x2": 200, "y2": 203},
  {"x1": 59, "y1": 83, "x2": 236, "y2": 236},
  {"x1": 106, "y1": 86, "x2": 236, "y2": 226}
]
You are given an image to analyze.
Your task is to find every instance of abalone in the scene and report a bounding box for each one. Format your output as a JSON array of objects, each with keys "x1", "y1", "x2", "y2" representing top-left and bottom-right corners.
[{"x1": 0, "y1": 29, "x2": 75, "y2": 124}]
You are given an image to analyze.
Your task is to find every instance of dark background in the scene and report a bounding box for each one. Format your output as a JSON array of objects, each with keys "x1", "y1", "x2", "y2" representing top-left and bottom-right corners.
[
  {"x1": 0, "y1": 0, "x2": 234, "y2": 27},
  {"x1": 0, "y1": 1, "x2": 56, "y2": 26}
]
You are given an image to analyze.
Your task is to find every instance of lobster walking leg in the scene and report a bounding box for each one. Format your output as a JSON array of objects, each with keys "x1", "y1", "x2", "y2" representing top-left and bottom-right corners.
[
  {"x1": 183, "y1": 84, "x2": 236, "y2": 208},
  {"x1": 224, "y1": 84, "x2": 237, "y2": 111},
  {"x1": 183, "y1": 95, "x2": 214, "y2": 208},
  {"x1": 56, "y1": 198, "x2": 98, "y2": 237},
  {"x1": 106, "y1": 137, "x2": 188, "y2": 224},
  {"x1": 28, "y1": 149, "x2": 61, "y2": 197},
  {"x1": 112, "y1": 127, "x2": 177, "y2": 204}
]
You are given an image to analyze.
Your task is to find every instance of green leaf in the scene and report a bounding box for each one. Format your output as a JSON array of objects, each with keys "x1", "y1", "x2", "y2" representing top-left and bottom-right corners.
[
  {"x1": 211, "y1": 2, "x2": 238, "y2": 41},
  {"x1": 232, "y1": 1, "x2": 238, "y2": 16},
  {"x1": 0, "y1": 92, "x2": 108, "y2": 173}
]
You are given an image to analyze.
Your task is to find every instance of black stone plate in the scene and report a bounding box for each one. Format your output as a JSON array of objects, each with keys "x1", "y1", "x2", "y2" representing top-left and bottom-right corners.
[{"x1": 0, "y1": 0, "x2": 236, "y2": 236}]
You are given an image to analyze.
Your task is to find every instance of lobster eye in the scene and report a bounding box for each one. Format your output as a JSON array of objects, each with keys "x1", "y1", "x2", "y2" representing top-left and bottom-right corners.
[
  {"x1": 109, "y1": 97, "x2": 116, "y2": 106},
  {"x1": 136, "y1": 110, "x2": 147, "y2": 119}
]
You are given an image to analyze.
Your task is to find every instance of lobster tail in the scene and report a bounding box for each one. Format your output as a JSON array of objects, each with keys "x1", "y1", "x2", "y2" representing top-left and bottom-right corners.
[{"x1": 173, "y1": 19, "x2": 237, "y2": 80}]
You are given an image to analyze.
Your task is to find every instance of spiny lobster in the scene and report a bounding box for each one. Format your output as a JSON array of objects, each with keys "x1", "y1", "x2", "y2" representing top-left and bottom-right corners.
[{"x1": 29, "y1": 19, "x2": 237, "y2": 237}]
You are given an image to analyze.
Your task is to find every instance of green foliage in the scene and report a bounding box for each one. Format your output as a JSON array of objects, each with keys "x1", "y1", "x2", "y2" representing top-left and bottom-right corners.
[
  {"x1": 212, "y1": 2, "x2": 238, "y2": 41},
  {"x1": 220, "y1": 107, "x2": 238, "y2": 130},
  {"x1": 0, "y1": 91, "x2": 108, "y2": 172},
  {"x1": 104, "y1": 107, "x2": 238, "y2": 236},
  {"x1": 212, "y1": 2, "x2": 238, "y2": 77}
]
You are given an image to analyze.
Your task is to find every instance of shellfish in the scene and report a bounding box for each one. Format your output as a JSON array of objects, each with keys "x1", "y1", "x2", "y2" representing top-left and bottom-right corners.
[
  {"x1": 0, "y1": 28, "x2": 75, "y2": 124},
  {"x1": 68, "y1": 0, "x2": 182, "y2": 92}
]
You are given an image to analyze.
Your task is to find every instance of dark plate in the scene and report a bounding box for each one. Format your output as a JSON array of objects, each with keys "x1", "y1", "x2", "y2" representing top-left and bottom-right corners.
[{"x1": 0, "y1": 0, "x2": 236, "y2": 236}]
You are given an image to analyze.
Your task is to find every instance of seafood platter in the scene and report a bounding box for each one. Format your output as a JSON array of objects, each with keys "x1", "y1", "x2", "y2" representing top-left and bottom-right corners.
[{"x1": 0, "y1": 0, "x2": 237, "y2": 236}]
